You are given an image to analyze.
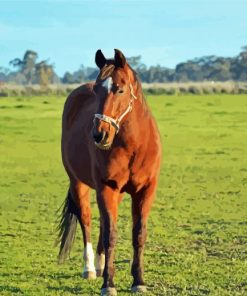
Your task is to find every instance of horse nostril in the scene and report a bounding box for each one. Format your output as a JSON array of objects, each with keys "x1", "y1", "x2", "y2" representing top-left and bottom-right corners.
[{"x1": 93, "y1": 131, "x2": 104, "y2": 143}]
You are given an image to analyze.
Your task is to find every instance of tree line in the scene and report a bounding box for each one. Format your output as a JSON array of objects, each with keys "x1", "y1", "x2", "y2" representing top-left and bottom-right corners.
[{"x1": 1, "y1": 46, "x2": 247, "y2": 85}]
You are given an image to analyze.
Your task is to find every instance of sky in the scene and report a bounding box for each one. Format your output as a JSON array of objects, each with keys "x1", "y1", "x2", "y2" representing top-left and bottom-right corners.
[{"x1": 0, "y1": 0, "x2": 247, "y2": 76}]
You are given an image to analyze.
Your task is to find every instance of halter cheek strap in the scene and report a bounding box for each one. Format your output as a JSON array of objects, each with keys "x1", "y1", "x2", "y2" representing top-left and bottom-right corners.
[{"x1": 94, "y1": 84, "x2": 137, "y2": 134}]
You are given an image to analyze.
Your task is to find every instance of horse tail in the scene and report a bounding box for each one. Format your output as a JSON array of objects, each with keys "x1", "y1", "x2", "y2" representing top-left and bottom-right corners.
[{"x1": 56, "y1": 189, "x2": 79, "y2": 264}]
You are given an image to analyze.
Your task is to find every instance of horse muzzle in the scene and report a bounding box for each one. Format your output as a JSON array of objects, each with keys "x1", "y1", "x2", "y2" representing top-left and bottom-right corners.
[
  {"x1": 92, "y1": 113, "x2": 119, "y2": 150},
  {"x1": 92, "y1": 127, "x2": 114, "y2": 150}
]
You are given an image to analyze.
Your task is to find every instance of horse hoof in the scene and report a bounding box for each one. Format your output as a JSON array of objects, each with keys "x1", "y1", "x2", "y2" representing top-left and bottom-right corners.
[
  {"x1": 101, "y1": 287, "x2": 117, "y2": 296},
  {"x1": 131, "y1": 285, "x2": 147, "y2": 293},
  {"x1": 82, "y1": 271, "x2": 96, "y2": 279},
  {"x1": 96, "y1": 269, "x2": 104, "y2": 277}
]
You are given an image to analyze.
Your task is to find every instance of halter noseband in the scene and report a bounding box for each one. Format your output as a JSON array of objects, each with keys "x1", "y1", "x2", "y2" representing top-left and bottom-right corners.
[{"x1": 94, "y1": 84, "x2": 137, "y2": 134}]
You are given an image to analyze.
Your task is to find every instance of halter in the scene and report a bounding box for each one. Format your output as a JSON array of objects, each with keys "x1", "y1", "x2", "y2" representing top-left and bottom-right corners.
[{"x1": 94, "y1": 83, "x2": 137, "y2": 134}]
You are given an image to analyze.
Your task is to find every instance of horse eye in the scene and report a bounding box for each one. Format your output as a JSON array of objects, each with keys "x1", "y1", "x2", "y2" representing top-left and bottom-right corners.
[{"x1": 118, "y1": 89, "x2": 124, "y2": 94}]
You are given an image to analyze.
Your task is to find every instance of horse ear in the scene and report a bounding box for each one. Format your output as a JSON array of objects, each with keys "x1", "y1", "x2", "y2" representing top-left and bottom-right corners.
[
  {"x1": 114, "y1": 49, "x2": 126, "y2": 68},
  {"x1": 95, "y1": 49, "x2": 106, "y2": 69}
]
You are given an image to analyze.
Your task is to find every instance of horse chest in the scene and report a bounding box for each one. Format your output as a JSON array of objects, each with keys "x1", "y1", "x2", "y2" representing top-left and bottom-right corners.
[
  {"x1": 129, "y1": 162, "x2": 151, "y2": 191},
  {"x1": 129, "y1": 144, "x2": 160, "y2": 191}
]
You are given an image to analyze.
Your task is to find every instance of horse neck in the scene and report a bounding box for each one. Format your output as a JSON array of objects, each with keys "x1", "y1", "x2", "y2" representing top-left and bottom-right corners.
[
  {"x1": 132, "y1": 81, "x2": 149, "y2": 119},
  {"x1": 121, "y1": 85, "x2": 150, "y2": 144}
]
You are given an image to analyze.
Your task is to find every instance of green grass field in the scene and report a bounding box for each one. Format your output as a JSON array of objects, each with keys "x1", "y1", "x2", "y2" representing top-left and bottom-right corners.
[{"x1": 0, "y1": 94, "x2": 246, "y2": 296}]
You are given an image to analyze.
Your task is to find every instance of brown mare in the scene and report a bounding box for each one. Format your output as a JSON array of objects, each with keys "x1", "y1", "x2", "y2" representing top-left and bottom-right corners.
[{"x1": 57, "y1": 49, "x2": 161, "y2": 296}]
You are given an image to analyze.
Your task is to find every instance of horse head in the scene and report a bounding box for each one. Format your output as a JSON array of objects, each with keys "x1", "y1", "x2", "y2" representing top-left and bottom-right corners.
[{"x1": 92, "y1": 49, "x2": 138, "y2": 150}]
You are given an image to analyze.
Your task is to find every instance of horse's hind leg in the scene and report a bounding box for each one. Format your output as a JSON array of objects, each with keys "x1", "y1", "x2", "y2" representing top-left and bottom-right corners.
[
  {"x1": 131, "y1": 179, "x2": 157, "y2": 293},
  {"x1": 95, "y1": 215, "x2": 105, "y2": 277},
  {"x1": 70, "y1": 180, "x2": 96, "y2": 279}
]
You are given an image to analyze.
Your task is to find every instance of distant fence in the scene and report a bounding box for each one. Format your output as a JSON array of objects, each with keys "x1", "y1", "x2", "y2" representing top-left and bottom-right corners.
[{"x1": 1, "y1": 81, "x2": 247, "y2": 97}]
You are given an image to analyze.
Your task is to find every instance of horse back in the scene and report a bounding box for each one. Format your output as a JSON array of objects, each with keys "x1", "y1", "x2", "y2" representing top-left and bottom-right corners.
[
  {"x1": 62, "y1": 83, "x2": 96, "y2": 130},
  {"x1": 61, "y1": 83, "x2": 96, "y2": 187}
]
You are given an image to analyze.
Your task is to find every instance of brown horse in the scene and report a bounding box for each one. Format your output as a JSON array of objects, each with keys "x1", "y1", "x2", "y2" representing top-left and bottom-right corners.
[{"x1": 57, "y1": 49, "x2": 161, "y2": 296}]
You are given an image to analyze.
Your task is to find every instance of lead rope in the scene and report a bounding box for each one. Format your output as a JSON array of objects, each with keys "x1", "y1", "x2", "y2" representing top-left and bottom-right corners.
[{"x1": 94, "y1": 83, "x2": 137, "y2": 133}]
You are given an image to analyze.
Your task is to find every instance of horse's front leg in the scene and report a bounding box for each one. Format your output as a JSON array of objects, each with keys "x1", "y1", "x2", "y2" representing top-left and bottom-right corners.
[
  {"x1": 96, "y1": 194, "x2": 123, "y2": 278},
  {"x1": 97, "y1": 185, "x2": 119, "y2": 296},
  {"x1": 131, "y1": 179, "x2": 157, "y2": 293}
]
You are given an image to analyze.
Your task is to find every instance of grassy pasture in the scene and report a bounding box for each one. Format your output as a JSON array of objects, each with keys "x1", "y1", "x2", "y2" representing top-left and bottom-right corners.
[{"x1": 0, "y1": 94, "x2": 246, "y2": 295}]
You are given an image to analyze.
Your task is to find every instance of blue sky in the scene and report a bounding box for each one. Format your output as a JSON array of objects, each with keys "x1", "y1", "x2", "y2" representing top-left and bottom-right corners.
[{"x1": 0, "y1": 0, "x2": 247, "y2": 76}]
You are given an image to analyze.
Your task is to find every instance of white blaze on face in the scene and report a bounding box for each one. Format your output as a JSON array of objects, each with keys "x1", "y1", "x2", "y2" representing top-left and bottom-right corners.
[
  {"x1": 83, "y1": 242, "x2": 96, "y2": 273},
  {"x1": 102, "y1": 77, "x2": 113, "y2": 93}
]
